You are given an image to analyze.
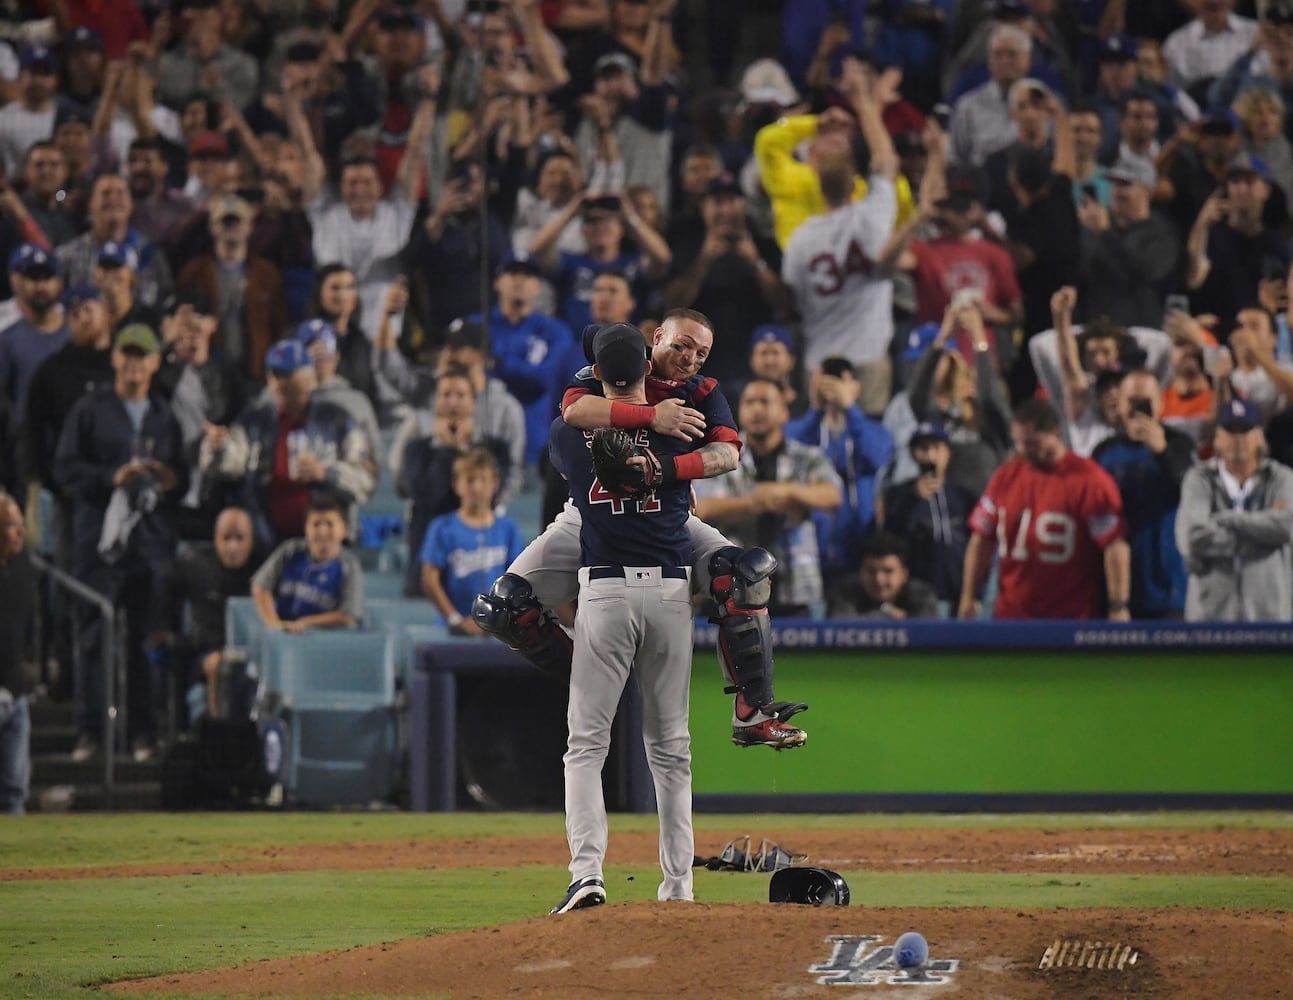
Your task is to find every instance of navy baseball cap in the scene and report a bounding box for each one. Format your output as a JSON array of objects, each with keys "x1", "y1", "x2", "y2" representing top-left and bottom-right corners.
[
  {"x1": 20, "y1": 45, "x2": 55, "y2": 72},
  {"x1": 377, "y1": 6, "x2": 422, "y2": 30},
  {"x1": 702, "y1": 175, "x2": 744, "y2": 199},
  {"x1": 64, "y1": 283, "x2": 102, "y2": 308},
  {"x1": 9, "y1": 243, "x2": 61, "y2": 278},
  {"x1": 444, "y1": 316, "x2": 488, "y2": 351},
  {"x1": 750, "y1": 323, "x2": 794, "y2": 354},
  {"x1": 295, "y1": 318, "x2": 337, "y2": 354},
  {"x1": 1099, "y1": 33, "x2": 1138, "y2": 61},
  {"x1": 54, "y1": 101, "x2": 93, "y2": 131},
  {"x1": 902, "y1": 322, "x2": 941, "y2": 363},
  {"x1": 265, "y1": 339, "x2": 312, "y2": 376},
  {"x1": 96, "y1": 240, "x2": 139, "y2": 269},
  {"x1": 497, "y1": 254, "x2": 542, "y2": 278},
  {"x1": 66, "y1": 26, "x2": 104, "y2": 50},
  {"x1": 592, "y1": 322, "x2": 649, "y2": 387},
  {"x1": 1219, "y1": 397, "x2": 1261, "y2": 432},
  {"x1": 910, "y1": 421, "x2": 951, "y2": 449},
  {"x1": 1201, "y1": 108, "x2": 1241, "y2": 134}
]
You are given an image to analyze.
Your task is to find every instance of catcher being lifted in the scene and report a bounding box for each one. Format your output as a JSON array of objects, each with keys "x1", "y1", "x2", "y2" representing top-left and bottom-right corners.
[{"x1": 473, "y1": 313, "x2": 807, "y2": 750}]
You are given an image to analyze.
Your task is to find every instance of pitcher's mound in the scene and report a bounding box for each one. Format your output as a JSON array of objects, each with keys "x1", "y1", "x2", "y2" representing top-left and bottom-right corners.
[{"x1": 109, "y1": 904, "x2": 1290, "y2": 999}]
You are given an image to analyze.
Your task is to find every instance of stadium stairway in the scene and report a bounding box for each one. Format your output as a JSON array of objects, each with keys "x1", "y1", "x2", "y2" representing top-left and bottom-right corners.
[{"x1": 28, "y1": 696, "x2": 163, "y2": 811}]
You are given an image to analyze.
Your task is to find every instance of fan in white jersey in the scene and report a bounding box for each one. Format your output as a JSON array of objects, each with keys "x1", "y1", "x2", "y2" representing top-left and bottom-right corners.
[{"x1": 781, "y1": 68, "x2": 899, "y2": 416}]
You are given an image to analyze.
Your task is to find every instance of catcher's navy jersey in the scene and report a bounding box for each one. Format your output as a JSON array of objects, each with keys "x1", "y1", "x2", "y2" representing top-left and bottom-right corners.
[
  {"x1": 561, "y1": 368, "x2": 742, "y2": 453},
  {"x1": 549, "y1": 417, "x2": 693, "y2": 568}
]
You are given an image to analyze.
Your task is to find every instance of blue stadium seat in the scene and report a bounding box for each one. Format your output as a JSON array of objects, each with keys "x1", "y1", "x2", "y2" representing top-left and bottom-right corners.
[
  {"x1": 225, "y1": 597, "x2": 261, "y2": 650},
  {"x1": 364, "y1": 571, "x2": 407, "y2": 600},
  {"x1": 254, "y1": 630, "x2": 400, "y2": 808}
]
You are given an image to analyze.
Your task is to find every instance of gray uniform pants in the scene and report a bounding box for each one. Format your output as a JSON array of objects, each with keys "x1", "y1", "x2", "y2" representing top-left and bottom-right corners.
[
  {"x1": 566, "y1": 566, "x2": 696, "y2": 901},
  {"x1": 508, "y1": 500, "x2": 732, "y2": 608}
]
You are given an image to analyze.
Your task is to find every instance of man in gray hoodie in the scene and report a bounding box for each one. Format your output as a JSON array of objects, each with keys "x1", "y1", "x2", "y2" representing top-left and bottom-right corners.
[{"x1": 1176, "y1": 398, "x2": 1293, "y2": 621}]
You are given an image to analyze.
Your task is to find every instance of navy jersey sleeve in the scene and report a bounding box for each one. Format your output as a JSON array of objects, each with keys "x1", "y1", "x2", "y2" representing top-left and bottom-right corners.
[{"x1": 548, "y1": 416, "x2": 570, "y2": 478}]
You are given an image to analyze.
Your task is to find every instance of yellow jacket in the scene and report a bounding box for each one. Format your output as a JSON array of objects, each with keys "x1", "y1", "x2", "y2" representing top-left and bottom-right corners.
[{"x1": 755, "y1": 114, "x2": 916, "y2": 248}]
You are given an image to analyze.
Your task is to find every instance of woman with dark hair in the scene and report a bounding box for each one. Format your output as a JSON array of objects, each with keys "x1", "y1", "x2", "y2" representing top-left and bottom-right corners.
[{"x1": 310, "y1": 263, "x2": 378, "y2": 408}]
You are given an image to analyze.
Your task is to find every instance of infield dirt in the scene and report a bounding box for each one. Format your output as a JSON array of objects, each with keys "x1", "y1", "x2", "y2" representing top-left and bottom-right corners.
[
  {"x1": 91, "y1": 825, "x2": 1293, "y2": 999},
  {"x1": 110, "y1": 904, "x2": 1290, "y2": 999}
]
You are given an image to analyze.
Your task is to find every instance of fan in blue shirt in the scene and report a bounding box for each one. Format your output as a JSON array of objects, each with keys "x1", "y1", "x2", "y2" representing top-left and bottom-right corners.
[{"x1": 420, "y1": 448, "x2": 525, "y2": 634}]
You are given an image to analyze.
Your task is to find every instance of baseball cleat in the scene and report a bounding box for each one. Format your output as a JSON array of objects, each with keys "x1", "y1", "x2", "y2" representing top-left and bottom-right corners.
[
  {"x1": 549, "y1": 876, "x2": 606, "y2": 914},
  {"x1": 731, "y1": 716, "x2": 808, "y2": 750}
]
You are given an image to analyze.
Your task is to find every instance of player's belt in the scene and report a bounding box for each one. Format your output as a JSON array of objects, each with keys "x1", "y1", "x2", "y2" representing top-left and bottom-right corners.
[{"x1": 588, "y1": 566, "x2": 689, "y2": 580}]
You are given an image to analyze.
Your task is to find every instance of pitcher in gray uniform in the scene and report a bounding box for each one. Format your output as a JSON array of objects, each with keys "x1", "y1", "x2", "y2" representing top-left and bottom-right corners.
[
  {"x1": 547, "y1": 325, "x2": 703, "y2": 913},
  {"x1": 474, "y1": 311, "x2": 808, "y2": 750}
]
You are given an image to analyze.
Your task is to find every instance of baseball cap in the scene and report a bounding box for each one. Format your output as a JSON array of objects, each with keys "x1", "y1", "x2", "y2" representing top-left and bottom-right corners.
[
  {"x1": 909, "y1": 421, "x2": 951, "y2": 449},
  {"x1": 444, "y1": 316, "x2": 489, "y2": 352},
  {"x1": 20, "y1": 45, "x2": 55, "y2": 72},
  {"x1": 1099, "y1": 33, "x2": 1138, "y2": 61},
  {"x1": 54, "y1": 102, "x2": 93, "y2": 131},
  {"x1": 703, "y1": 175, "x2": 744, "y2": 199},
  {"x1": 1105, "y1": 154, "x2": 1157, "y2": 188},
  {"x1": 738, "y1": 58, "x2": 799, "y2": 109},
  {"x1": 1219, "y1": 397, "x2": 1261, "y2": 432},
  {"x1": 66, "y1": 26, "x2": 104, "y2": 50},
  {"x1": 188, "y1": 130, "x2": 230, "y2": 158},
  {"x1": 96, "y1": 240, "x2": 139, "y2": 269},
  {"x1": 295, "y1": 317, "x2": 337, "y2": 354},
  {"x1": 265, "y1": 339, "x2": 312, "y2": 376},
  {"x1": 594, "y1": 52, "x2": 637, "y2": 79},
  {"x1": 64, "y1": 283, "x2": 103, "y2": 309},
  {"x1": 1226, "y1": 152, "x2": 1271, "y2": 180},
  {"x1": 902, "y1": 322, "x2": 942, "y2": 363},
  {"x1": 936, "y1": 165, "x2": 987, "y2": 211},
  {"x1": 1200, "y1": 108, "x2": 1240, "y2": 135},
  {"x1": 8, "y1": 243, "x2": 61, "y2": 279},
  {"x1": 581, "y1": 195, "x2": 622, "y2": 219},
  {"x1": 749, "y1": 323, "x2": 794, "y2": 355},
  {"x1": 592, "y1": 322, "x2": 649, "y2": 387},
  {"x1": 497, "y1": 254, "x2": 542, "y2": 278},
  {"x1": 113, "y1": 323, "x2": 160, "y2": 355},
  {"x1": 377, "y1": 6, "x2": 422, "y2": 31}
]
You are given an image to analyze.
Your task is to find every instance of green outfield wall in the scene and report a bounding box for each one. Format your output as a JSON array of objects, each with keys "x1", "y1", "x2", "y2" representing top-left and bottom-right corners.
[{"x1": 685, "y1": 650, "x2": 1293, "y2": 797}]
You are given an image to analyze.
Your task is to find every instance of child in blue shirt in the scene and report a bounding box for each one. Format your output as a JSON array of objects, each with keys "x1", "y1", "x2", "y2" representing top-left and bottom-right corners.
[
  {"x1": 251, "y1": 492, "x2": 364, "y2": 632},
  {"x1": 420, "y1": 447, "x2": 524, "y2": 635}
]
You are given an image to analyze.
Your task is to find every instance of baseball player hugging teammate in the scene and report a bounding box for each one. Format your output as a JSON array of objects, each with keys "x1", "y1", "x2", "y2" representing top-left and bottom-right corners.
[
  {"x1": 473, "y1": 309, "x2": 808, "y2": 749},
  {"x1": 547, "y1": 324, "x2": 703, "y2": 912}
]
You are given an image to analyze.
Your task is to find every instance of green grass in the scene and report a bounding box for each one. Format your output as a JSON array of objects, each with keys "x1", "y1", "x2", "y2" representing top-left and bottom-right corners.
[
  {"x1": 2, "y1": 812, "x2": 1290, "y2": 1000},
  {"x1": 3, "y1": 811, "x2": 1291, "y2": 870}
]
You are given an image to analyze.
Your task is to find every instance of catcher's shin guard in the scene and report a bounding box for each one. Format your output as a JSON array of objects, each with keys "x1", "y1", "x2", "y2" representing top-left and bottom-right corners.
[
  {"x1": 708, "y1": 546, "x2": 801, "y2": 715},
  {"x1": 472, "y1": 573, "x2": 573, "y2": 680}
]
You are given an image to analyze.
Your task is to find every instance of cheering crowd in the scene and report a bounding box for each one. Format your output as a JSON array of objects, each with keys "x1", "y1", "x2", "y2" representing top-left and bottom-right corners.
[{"x1": 3, "y1": 0, "x2": 1293, "y2": 805}]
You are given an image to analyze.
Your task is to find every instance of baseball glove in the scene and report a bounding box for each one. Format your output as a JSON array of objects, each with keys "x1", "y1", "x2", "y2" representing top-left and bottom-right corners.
[{"x1": 589, "y1": 427, "x2": 664, "y2": 498}]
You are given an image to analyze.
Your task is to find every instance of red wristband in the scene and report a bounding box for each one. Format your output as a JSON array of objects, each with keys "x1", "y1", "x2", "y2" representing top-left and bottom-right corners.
[
  {"x1": 610, "y1": 402, "x2": 655, "y2": 429},
  {"x1": 672, "y1": 451, "x2": 706, "y2": 481}
]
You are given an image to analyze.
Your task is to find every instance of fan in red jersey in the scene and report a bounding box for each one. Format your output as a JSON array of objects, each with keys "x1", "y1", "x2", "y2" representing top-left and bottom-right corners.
[{"x1": 960, "y1": 399, "x2": 1132, "y2": 621}]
